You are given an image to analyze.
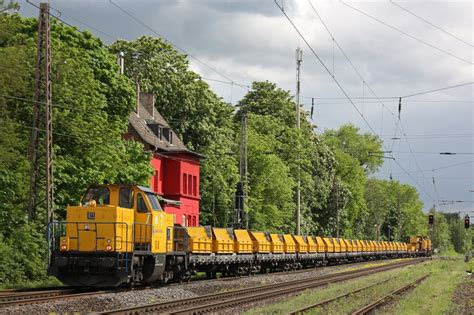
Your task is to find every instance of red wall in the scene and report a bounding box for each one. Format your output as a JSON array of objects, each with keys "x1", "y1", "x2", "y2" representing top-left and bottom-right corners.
[
  {"x1": 150, "y1": 158, "x2": 163, "y2": 195},
  {"x1": 150, "y1": 153, "x2": 200, "y2": 226}
]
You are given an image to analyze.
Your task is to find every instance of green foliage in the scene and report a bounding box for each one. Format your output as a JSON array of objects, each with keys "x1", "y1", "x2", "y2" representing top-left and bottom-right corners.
[
  {"x1": 429, "y1": 208, "x2": 452, "y2": 252},
  {"x1": 321, "y1": 123, "x2": 385, "y2": 237},
  {"x1": 443, "y1": 212, "x2": 467, "y2": 253},
  {"x1": 109, "y1": 36, "x2": 239, "y2": 226},
  {"x1": 3, "y1": 11, "x2": 466, "y2": 288},
  {"x1": 0, "y1": 0, "x2": 19, "y2": 13},
  {"x1": 238, "y1": 81, "x2": 336, "y2": 233},
  {"x1": 363, "y1": 178, "x2": 427, "y2": 241},
  {"x1": 0, "y1": 13, "x2": 151, "y2": 284},
  {"x1": 324, "y1": 124, "x2": 383, "y2": 174}
]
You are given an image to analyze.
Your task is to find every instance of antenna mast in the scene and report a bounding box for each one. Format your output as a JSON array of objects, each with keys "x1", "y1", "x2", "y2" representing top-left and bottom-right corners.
[
  {"x1": 236, "y1": 111, "x2": 248, "y2": 228},
  {"x1": 296, "y1": 47, "x2": 302, "y2": 235}
]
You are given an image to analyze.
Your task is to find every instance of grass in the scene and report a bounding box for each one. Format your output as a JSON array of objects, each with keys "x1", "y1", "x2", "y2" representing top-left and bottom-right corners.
[
  {"x1": 0, "y1": 276, "x2": 63, "y2": 290},
  {"x1": 384, "y1": 256, "x2": 468, "y2": 315},
  {"x1": 245, "y1": 257, "x2": 468, "y2": 315}
]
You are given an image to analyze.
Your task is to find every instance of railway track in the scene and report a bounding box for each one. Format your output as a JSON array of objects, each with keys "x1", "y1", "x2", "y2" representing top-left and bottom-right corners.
[
  {"x1": 351, "y1": 273, "x2": 430, "y2": 315},
  {"x1": 288, "y1": 278, "x2": 392, "y2": 314},
  {"x1": 187, "y1": 257, "x2": 410, "y2": 286},
  {"x1": 0, "y1": 288, "x2": 104, "y2": 308},
  {"x1": 99, "y1": 258, "x2": 426, "y2": 314}
]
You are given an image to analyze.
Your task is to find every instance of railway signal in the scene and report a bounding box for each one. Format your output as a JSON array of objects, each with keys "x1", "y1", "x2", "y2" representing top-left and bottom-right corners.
[
  {"x1": 465, "y1": 215, "x2": 470, "y2": 229},
  {"x1": 428, "y1": 214, "x2": 434, "y2": 225}
]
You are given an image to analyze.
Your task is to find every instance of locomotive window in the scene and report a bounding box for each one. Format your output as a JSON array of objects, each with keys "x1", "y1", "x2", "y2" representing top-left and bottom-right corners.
[
  {"x1": 119, "y1": 187, "x2": 134, "y2": 209},
  {"x1": 146, "y1": 192, "x2": 162, "y2": 211},
  {"x1": 137, "y1": 194, "x2": 148, "y2": 213},
  {"x1": 82, "y1": 187, "x2": 109, "y2": 205}
]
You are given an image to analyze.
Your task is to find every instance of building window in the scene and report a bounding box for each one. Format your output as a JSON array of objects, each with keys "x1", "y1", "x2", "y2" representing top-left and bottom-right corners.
[
  {"x1": 192, "y1": 216, "x2": 196, "y2": 226},
  {"x1": 188, "y1": 215, "x2": 192, "y2": 226},
  {"x1": 188, "y1": 174, "x2": 192, "y2": 195},
  {"x1": 183, "y1": 173, "x2": 187, "y2": 194},
  {"x1": 182, "y1": 215, "x2": 186, "y2": 226},
  {"x1": 154, "y1": 171, "x2": 159, "y2": 192},
  {"x1": 169, "y1": 131, "x2": 173, "y2": 144},
  {"x1": 193, "y1": 176, "x2": 197, "y2": 196},
  {"x1": 158, "y1": 126, "x2": 162, "y2": 140}
]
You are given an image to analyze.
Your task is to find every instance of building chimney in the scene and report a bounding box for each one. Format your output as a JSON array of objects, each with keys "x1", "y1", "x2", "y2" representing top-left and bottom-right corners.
[{"x1": 140, "y1": 92, "x2": 155, "y2": 119}]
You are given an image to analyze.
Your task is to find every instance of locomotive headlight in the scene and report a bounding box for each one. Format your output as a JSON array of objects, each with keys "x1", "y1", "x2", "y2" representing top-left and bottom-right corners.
[
  {"x1": 105, "y1": 245, "x2": 113, "y2": 251},
  {"x1": 60, "y1": 237, "x2": 69, "y2": 251},
  {"x1": 107, "y1": 239, "x2": 111, "y2": 243}
]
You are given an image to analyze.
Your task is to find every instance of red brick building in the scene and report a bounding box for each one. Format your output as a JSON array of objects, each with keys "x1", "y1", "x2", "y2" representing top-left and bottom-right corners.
[{"x1": 125, "y1": 92, "x2": 201, "y2": 226}]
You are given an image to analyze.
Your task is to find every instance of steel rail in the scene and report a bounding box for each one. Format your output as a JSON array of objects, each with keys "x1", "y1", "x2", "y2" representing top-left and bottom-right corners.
[
  {"x1": 0, "y1": 286, "x2": 70, "y2": 294},
  {"x1": 351, "y1": 273, "x2": 430, "y2": 315},
  {"x1": 0, "y1": 288, "x2": 77, "y2": 302},
  {"x1": 0, "y1": 289, "x2": 105, "y2": 308},
  {"x1": 288, "y1": 278, "x2": 392, "y2": 314},
  {"x1": 100, "y1": 258, "x2": 425, "y2": 314},
  {"x1": 166, "y1": 260, "x2": 424, "y2": 315}
]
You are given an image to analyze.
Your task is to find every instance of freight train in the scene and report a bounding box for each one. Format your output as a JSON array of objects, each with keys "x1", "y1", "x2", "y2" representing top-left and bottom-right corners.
[{"x1": 47, "y1": 184, "x2": 432, "y2": 287}]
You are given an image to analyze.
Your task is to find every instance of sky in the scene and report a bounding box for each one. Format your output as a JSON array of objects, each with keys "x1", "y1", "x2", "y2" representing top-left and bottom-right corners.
[{"x1": 17, "y1": 0, "x2": 473, "y2": 216}]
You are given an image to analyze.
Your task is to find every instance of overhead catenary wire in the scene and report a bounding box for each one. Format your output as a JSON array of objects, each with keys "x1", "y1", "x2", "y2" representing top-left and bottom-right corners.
[
  {"x1": 388, "y1": 151, "x2": 474, "y2": 155},
  {"x1": 401, "y1": 82, "x2": 474, "y2": 99},
  {"x1": 309, "y1": 0, "x2": 471, "y2": 204},
  {"x1": 31, "y1": 1, "x2": 251, "y2": 94},
  {"x1": 306, "y1": 0, "x2": 436, "y2": 201},
  {"x1": 275, "y1": 0, "x2": 437, "y2": 203},
  {"x1": 108, "y1": 0, "x2": 248, "y2": 90},
  {"x1": 26, "y1": 0, "x2": 84, "y2": 34},
  {"x1": 339, "y1": 0, "x2": 473, "y2": 65},
  {"x1": 273, "y1": 0, "x2": 377, "y2": 136},
  {"x1": 389, "y1": 0, "x2": 473, "y2": 48},
  {"x1": 50, "y1": 7, "x2": 117, "y2": 41},
  {"x1": 300, "y1": 81, "x2": 474, "y2": 101}
]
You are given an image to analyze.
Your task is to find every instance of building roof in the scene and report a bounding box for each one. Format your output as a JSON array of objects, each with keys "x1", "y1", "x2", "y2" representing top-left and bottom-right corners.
[{"x1": 128, "y1": 95, "x2": 202, "y2": 158}]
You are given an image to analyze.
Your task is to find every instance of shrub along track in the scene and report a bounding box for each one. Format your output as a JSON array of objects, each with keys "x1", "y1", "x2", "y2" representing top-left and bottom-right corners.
[{"x1": 99, "y1": 258, "x2": 426, "y2": 315}]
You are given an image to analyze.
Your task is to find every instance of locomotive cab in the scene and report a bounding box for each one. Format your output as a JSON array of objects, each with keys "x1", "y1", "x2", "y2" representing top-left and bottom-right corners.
[{"x1": 48, "y1": 184, "x2": 174, "y2": 287}]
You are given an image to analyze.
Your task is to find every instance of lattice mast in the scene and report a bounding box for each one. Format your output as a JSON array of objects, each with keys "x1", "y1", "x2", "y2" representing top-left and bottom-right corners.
[{"x1": 28, "y1": 2, "x2": 54, "y2": 224}]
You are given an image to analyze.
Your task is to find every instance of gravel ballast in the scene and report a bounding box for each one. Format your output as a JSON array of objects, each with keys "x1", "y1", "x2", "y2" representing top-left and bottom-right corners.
[{"x1": 0, "y1": 260, "x2": 393, "y2": 314}]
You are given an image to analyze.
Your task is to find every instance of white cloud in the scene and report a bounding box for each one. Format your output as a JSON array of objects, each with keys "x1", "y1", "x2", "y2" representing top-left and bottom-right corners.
[{"x1": 17, "y1": 0, "x2": 474, "y2": 211}]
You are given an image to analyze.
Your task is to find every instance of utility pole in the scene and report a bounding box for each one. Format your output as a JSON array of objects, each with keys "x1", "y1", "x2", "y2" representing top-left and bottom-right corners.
[
  {"x1": 397, "y1": 191, "x2": 401, "y2": 241},
  {"x1": 295, "y1": 47, "x2": 302, "y2": 235},
  {"x1": 28, "y1": 2, "x2": 53, "y2": 225},
  {"x1": 235, "y1": 111, "x2": 248, "y2": 229},
  {"x1": 335, "y1": 182, "x2": 339, "y2": 238}
]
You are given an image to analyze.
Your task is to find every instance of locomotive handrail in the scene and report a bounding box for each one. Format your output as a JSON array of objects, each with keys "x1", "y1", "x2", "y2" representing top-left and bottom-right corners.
[
  {"x1": 48, "y1": 221, "x2": 132, "y2": 253},
  {"x1": 132, "y1": 222, "x2": 153, "y2": 252}
]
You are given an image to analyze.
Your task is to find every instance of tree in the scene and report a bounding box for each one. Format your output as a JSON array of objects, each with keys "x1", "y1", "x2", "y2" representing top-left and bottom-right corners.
[
  {"x1": 444, "y1": 212, "x2": 466, "y2": 253},
  {"x1": 0, "y1": 0, "x2": 19, "y2": 13},
  {"x1": 109, "y1": 37, "x2": 239, "y2": 227},
  {"x1": 324, "y1": 124, "x2": 383, "y2": 174},
  {"x1": 321, "y1": 124, "x2": 384, "y2": 237},
  {"x1": 237, "y1": 81, "x2": 336, "y2": 234},
  {"x1": 428, "y1": 208, "x2": 451, "y2": 252},
  {"x1": 0, "y1": 13, "x2": 152, "y2": 283},
  {"x1": 362, "y1": 178, "x2": 427, "y2": 242}
]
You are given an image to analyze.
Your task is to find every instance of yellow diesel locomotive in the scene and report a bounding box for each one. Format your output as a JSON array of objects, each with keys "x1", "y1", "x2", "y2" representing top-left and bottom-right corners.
[{"x1": 48, "y1": 184, "x2": 431, "y2": 287}]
